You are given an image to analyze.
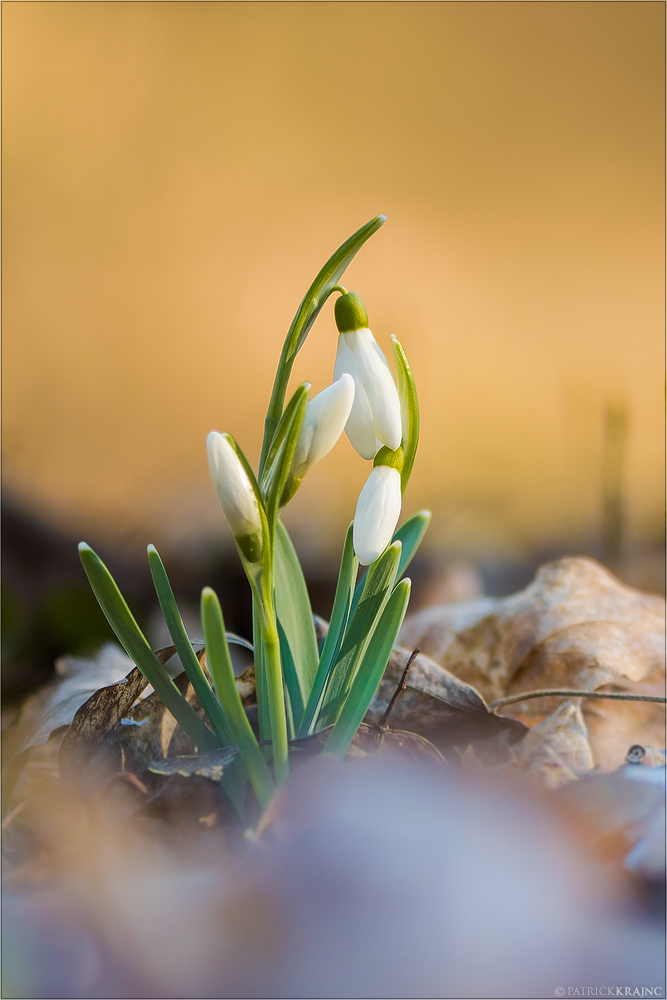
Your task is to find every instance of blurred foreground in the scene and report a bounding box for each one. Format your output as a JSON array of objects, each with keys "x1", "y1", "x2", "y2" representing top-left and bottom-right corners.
[{"x1": 3, "y1": 754, "x2": 664, "y2": 999}]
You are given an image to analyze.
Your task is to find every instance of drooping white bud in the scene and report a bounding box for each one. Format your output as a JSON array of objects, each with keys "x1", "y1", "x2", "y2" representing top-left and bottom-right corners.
[
  {"x1": 353, "y1": 464, "x2": 402, "y2": 566},
  {"x1": 207, "y1": 431, "x2": 263, "y2": 561},
  {"x1": 291, "y1": 373, "x2": 355, "y2": 480},
  {"x1": 333, "y1": 292, "x2": 402, "y2": 459}
]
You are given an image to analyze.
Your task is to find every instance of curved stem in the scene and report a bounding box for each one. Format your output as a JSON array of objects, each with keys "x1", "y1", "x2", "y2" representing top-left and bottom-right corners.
[{"x1": 489, "y1": 689, "x2": 667, "y2": 711}]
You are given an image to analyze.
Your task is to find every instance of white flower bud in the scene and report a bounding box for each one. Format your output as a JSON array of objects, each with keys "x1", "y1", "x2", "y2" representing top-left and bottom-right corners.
[
  {"x1": 353, "y1": 465, "x2": 402, "y2": 566},
  {"x1": 291, "y1": 374, "x2": 355, "y2": 480},
  {"x1": 207, "y1": 432, "x2": 263, "y2": 560}
]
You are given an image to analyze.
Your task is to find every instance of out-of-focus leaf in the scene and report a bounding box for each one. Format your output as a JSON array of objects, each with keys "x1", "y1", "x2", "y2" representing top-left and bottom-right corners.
[
  {"x1": 557, "y1": 759, "x2": 666, "y2": 877},
  {"x1": 5, "y1": 644, "x2": 134, "y2": 764},
  {"x1": 510, "y1": 700, "x2": 594, "y2": 789}
]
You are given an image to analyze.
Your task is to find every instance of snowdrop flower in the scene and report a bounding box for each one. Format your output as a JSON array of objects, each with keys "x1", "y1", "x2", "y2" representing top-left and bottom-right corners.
[
  {"x1": 291, "y1": 374, "x2": 355, "y2": 480},
  {"x1": 333, "y1": 292, "x2": 402, "y2": 460},
  {"x1": 353, "y1": 447, "x2": 403, "y2": 566},
  {"x1": 281, "y1": 374, "x2": 355, "y2": 506},
  {"x1": 207, "y1": 431, "x2": 263, "y2": 562}
]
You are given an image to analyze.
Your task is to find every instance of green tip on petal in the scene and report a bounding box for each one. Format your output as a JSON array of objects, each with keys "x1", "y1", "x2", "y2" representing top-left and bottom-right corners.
[
  {"x1": 334, "y1": 292, "x2": 369, "y2": 333},
  {"x1": 373, "y1": 445, "x2": 404, "y2": 474}
]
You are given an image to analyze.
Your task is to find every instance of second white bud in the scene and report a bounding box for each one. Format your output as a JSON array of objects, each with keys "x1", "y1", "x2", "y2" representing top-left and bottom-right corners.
[
  {"x1": 207, "y1": 431, "x2": 263, "y2": 561},
  {"x1": 291, "y1": 373, "x2": 355, "y2": 480}
]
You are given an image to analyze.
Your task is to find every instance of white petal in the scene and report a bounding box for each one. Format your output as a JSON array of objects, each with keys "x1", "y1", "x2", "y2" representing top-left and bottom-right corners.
[
  {"x1": 292, "y1": 374, "x2": 355, "y2": 478},
  {"x1": 207, "y1": 432, "x2": 261, "y2": 538},
  {"x1": 353, "y1": 466, "x2": 402, "y2": 566},
  {"x1": 345, "y1": 329, "x2": 402, "y2": 452},
  {"x1": 333, "y1": 335, "x2": 377, "y2": 459}
]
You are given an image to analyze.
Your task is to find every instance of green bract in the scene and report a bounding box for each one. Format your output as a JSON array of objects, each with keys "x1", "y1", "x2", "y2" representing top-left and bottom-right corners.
[{"x1": 79, "y1": 217, "x2": 430, "y2": 821}]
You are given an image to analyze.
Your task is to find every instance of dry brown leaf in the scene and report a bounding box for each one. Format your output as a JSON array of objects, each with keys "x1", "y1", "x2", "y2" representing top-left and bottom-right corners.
[
  {"x1": 58, "y1": 666, "x2": 148, "y2": 776},
  {"x1": 400, "y1": 557, "x2": 665, "y2": 770},
  {"x1": 364, "y1": 645, "x2": 528, "y2": 756},
  {"x1": 511, "y1": 700, "x2": 594, "y2": 788},
  {"x1": 4, "y1": 644, "x2": 135, "y2": 763}
]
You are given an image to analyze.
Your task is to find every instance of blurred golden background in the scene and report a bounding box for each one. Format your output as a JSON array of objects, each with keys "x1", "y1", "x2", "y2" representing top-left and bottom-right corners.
[{"x1": 3, "y1": 1, "x2": 665, "y2": 631}]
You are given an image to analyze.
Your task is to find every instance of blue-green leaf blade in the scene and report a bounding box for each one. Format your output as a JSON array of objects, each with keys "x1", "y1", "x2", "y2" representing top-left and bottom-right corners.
[
  {"x1": 315, "y1": 541, "x2": 401, "y2": 730},
  {"x1": 78, "y1": 543, "x2": 220, "y2": 751},
  {"x1": 326, "y1": 578, "x2": 412, "y2": 758},
  {"x1": 201, "y1": 587, "x2": 274, "y2": 807},
  {"x1": 273, "y1": 520, "x2": 319, "y2": 734},
  {"x1": 350, "y1": 510, "x2": 430, "y2": 617},
  {"x1": 147, "y1": 545, "x2": 235, "y2": 747},
  {"x1": 299, "y1": 524, "x2": 358, "y2": 737}
]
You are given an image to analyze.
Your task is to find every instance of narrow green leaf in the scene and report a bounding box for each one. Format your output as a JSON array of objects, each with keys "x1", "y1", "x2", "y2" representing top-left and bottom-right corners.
[
  {"x1": 260, "y1": 382, "x2": 309, "y2": 491},
  {"x1": 349, "y1": 510, "x2": 430, "y2": 617},
  {"x1": 262, "y1": 384, "x2": 308, "y2": 532},
  {"x1": 326, "y1": 578, "x2": 412, "y2": 757},
  {"x1": 78, "y1": 543, "x2": 220, "y2": 751},
  {"x1": 147, "y1": 545, "x2": 235, "y2": 747},
  {"x1": 391, "y1": 336, "x2": 420, "y2": 493},
  {"x1": 298, "y1": 524, "x2": 358, "y2": 737},
  {"x1": 315, "y1": 541, "x2": 402, "y2": 730},
  {"x1": 201, "y1": 588, "x2": 274, "y2": 807},
  {"x1": 274, "y1": 520, "x2": 319, "y2": 733},
  {"x1": 259, "y1": 215, "x2": 387, "y2": 476}
]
